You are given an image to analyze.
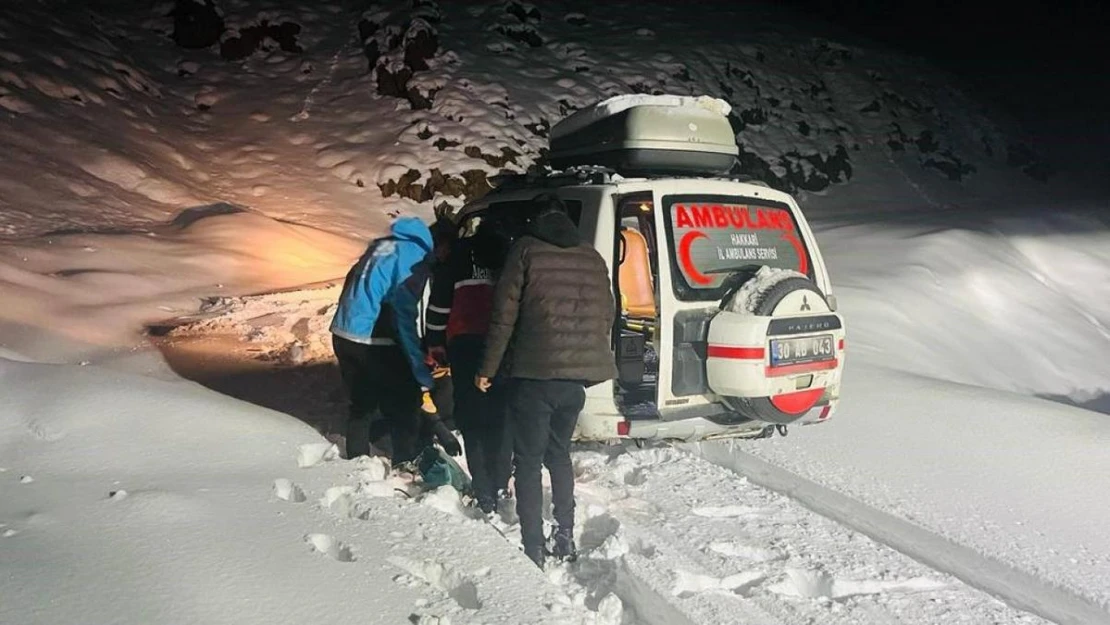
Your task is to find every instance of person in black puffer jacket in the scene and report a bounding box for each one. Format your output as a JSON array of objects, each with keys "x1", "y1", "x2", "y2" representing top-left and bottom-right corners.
[{"x1": 476, "y1": 194, "x2": 617, "y2": 569}]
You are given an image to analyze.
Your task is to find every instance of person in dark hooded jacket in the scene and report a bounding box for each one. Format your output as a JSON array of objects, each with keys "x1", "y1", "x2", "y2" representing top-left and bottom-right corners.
[
  {"x1": 426, "y1": 215, "x2": 516, "y2": 514},
  {"x1": 476, "y1": 194, "x2": 617, "y2": 568}
]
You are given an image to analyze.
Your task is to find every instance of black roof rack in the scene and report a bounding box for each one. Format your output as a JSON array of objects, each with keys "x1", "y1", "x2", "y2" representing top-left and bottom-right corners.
[
  {"x1": 488, "y1": 165, "x2": 618, "y2": 191},
  {"x1": 487, "y1": 163, "x2": 769, "y2": 191}
]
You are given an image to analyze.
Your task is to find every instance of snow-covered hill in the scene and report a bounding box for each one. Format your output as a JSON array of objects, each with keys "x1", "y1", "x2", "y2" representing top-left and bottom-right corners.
[
  {"x1": 0, "y1": 0, "x2": 1094, "y2": 367},
  {"x1": 0, "y1": 0, "x2": 1056, "y2": 242}
]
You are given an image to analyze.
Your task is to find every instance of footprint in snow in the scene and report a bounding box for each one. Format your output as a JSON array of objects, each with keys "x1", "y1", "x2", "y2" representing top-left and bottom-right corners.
[
  {"x1": 691, "y1": 505, "x2": 766, "y2": 519},
  {"x1": 709, "y1": 541, "x2": 785, "y2": 563},
  {"x1": 673, "y1": 569, "x2": 767, "y2": 599},
  {"x1": 321, "y1": 485, "x2": 366, "y2": 519},
  {"x1": 579, "y1": 512, "x2": 621, "y2": 552},
  {"x1": 388, "y1": 556, "x2": 481, "y2": 610},
  {"x1": 622, "y1": 466, "x2": 647, "y2": 486},
  {"x1": 305, "y1": 533, "x2": 355, "y2": 562},
  {"x1": 273, "y1": 479, "x2": 306, "y2": 503},
  {"x1": 768, "y1": 567, "x2": 946, "y2": 600},
  {"x1": 297, "y1": 442, "x2": 339, "y2": 468}
]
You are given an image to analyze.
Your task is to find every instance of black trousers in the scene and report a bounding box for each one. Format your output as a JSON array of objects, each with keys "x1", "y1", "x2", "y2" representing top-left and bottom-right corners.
[
  {"x1": 507, "y1": 379, "x2": 585, "y2": 551},
  {"x1": 332, "y1": 335, "x2": 426, "y2": 463},
  {"x1": 448, "y1": 335, "x2": 512, "y2": 502}
]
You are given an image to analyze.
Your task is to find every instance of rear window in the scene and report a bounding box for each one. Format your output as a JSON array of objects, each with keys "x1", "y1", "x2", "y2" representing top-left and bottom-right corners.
[{"x1": 662, "y1": 194, "x2": 811, "y2": 302}]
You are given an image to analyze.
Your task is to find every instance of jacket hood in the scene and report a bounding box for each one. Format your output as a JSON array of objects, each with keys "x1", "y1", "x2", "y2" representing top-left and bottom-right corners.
[
  {"x1": 390, "y1": 216, "x2": 434, "y2": 251},
  {"x1": 527, "y1": 211, "x2": 580, "y2": 248}
]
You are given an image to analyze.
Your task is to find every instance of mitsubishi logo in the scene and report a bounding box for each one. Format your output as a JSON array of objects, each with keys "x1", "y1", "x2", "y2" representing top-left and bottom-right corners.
[{"x1": 800, "y1": 295, "x2": 812, "y2": 311}]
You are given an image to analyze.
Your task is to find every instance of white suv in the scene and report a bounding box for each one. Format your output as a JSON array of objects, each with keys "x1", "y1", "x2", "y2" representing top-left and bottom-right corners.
[{"x1": 451, "y1": 95, "x2": 845, "y2": 441}]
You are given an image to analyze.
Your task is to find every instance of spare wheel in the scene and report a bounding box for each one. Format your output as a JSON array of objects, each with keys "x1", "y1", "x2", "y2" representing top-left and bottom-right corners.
[{"x1": 705, "y1": 265, "x2": 844, "y2": 425}]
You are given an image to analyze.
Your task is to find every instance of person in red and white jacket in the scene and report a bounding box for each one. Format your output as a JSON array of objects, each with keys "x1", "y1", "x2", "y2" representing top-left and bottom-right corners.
[{"x1": 426, "y1": 215, "x2": 515, "y2": 514}]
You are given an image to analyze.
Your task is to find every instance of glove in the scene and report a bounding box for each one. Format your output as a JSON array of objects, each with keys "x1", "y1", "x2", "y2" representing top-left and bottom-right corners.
[
  {"x1": 432, "y1": 420, "x2": 462, "y2": 456},
  {"x1": 420, "y1": 389, "x2": 438, "y2": 415}
]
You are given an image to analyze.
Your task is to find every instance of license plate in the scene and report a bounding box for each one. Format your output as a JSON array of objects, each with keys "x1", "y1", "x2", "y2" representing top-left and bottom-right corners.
[{"x1": 770, "y1": 334, "x2": 835, "y2": 367}]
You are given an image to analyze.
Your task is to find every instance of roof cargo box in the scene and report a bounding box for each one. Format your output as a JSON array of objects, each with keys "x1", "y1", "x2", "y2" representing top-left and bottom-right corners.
[{"x1": 549, "y1": 95, "x2": 739, "y2": 175}]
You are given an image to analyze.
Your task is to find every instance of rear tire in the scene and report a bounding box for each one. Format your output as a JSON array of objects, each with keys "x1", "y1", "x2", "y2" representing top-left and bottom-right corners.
[{"x1": 749, "y1": 276, "x2": 827, "y2": 316}]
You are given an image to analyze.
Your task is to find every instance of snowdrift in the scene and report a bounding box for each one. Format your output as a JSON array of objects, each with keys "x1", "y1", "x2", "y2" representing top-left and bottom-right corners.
[
  {"x1": 814, "y1": 208, "x2": 1110, "y2": 405},
  {"x1": 0, "y1": 206, "x2": 363, "y2": 362}
]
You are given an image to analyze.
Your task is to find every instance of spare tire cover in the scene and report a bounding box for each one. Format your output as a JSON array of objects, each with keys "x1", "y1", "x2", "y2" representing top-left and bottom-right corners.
[{"x1": 716, "y1": 266, "x2": 831, "y2": 424}]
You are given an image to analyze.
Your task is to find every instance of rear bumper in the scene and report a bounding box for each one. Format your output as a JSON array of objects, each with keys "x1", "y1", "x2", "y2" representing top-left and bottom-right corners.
[{"x1": 574, "y1": 400, "x2": 836, "y2": 442}]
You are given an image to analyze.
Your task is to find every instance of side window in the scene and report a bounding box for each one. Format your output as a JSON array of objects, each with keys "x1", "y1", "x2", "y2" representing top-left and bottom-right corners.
[
  {"x1": 618, "y1": 194, "x2": 656, "y2": 277},
  {"x1": 563, "y1": 200, "x2": 583, "y2": 226},
  {"x1": 615, "y1": 193, "x2": 657, "y2": 320}
]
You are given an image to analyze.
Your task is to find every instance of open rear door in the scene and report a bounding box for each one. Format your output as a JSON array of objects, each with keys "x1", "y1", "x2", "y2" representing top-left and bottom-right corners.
[
  {"x1": 649, "y1": 188, "x2": 725, "y2": 423},
  {"x1": 609, "y1": 191, "x2": 661, "y2": 420}
]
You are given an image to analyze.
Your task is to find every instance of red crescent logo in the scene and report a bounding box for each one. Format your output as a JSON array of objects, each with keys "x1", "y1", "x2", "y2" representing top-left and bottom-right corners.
[{"x1": 678, "y1": 231, "x2": 712, "y2": 285}]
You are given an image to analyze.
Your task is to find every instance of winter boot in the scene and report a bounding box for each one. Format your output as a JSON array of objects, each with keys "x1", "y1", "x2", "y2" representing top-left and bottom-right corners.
[
  {"x1": 524, "y1": 545, "x2": 545, "y2": 570},
  {"x1": 551, "y1": 526, "x2": 577, "y2": 562},
  {"x1": 477, "y1": 494, "x2": 497, "y2": 516}
]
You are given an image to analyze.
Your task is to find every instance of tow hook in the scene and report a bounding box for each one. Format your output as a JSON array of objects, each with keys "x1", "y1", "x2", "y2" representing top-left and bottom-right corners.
[{"x1": 775, "y1": 424, "x2": 789, "y2": 437}]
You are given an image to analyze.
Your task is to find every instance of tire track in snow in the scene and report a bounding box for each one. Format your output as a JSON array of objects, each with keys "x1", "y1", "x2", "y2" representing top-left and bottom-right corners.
[
  {"x1": 692, "y1": 442, "x2": 1110, "y2": 625},
  {"x1": 568, "y1": 445, "x2": 1023, "y2": 625}
]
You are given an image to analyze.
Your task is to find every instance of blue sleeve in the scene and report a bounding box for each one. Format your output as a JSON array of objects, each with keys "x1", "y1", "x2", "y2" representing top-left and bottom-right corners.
[{"x1": 389, "y1": 270, "x2": 435, "y2": 389}]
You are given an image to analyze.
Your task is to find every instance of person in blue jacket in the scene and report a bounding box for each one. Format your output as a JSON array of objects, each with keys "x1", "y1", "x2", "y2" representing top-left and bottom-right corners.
[{"x1": 330, "y1": 216, "x2": 459, "y2": 464}]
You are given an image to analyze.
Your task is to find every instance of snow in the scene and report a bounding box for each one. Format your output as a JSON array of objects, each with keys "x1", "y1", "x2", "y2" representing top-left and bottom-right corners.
[
  {"x1": 0, "y1": 357, "x2": 598, "y2": 625},
  {"x1": 2, "y1": 0, "x2": 1110, "y2": 624},
  {"x1": 562, "y1": 444, "x2": 1049, "y2": 624},
  {"x1": 0, "y1": 0, "x2": 1064, "y2": 246},
  {"x1": 296, "y1": 441, "x2": 339, "y2": 468},
  {"x1": 813, "y1": 209, "x2": 1110, "y2": 405},
  {"x1": 0, "y1": 208, "x2": 362, "y2": 363},
  {"x1": 722, "y1": 266, "x2": 808, "y2": 314},
  {"x1": 705, "y1": 362, "x2": 1110, "y2": 618}
]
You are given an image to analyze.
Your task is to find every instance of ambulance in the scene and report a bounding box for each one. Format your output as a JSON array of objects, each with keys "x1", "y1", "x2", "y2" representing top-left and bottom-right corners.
[{"x1": 452, "y1": 95, "x2": 846, "y2": 441}]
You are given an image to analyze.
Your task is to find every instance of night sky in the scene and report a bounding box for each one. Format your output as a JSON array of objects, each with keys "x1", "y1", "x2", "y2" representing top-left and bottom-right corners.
[{"x1": 782, "y1": 0, "x2": 1110, "y2": 186}]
